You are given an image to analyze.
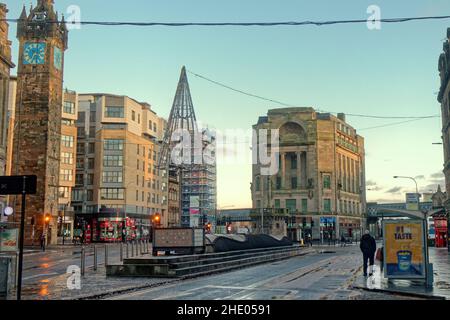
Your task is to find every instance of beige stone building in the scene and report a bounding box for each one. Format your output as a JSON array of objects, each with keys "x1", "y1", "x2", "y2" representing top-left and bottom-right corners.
[
  {"x1": 0, "y1": 3, "x2": 14, "y2": 218},
  {"x1": 72, "y1": 93, "x2": 167, "y2": 242},
  {"x1": 252, "y1": 108, "x2": 366, "y2": 241}
]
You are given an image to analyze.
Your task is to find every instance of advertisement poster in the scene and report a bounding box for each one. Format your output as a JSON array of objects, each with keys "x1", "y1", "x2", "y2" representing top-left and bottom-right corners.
[
  {"x1": 383, "y1": 220, "x2": 426, "y2": 279},
  {"x1": 190, "y1": 196, "x2": 200, "y2": 208},
  {"x1": 0, "y1": 228, "x2": 19, "y2": 252}
]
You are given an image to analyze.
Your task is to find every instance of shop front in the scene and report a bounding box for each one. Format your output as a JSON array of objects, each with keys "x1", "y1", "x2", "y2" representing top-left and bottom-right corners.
[
  {"x1": 338, "y1": 217, "x2": 363, "y2": 241},
  {"x1": 74, "y1": 212, "x2": 151, "y2": 243}
]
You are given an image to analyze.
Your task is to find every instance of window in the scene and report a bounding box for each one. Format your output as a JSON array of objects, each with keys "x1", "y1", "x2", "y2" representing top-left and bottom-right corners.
[
  {"x1": 274, "y1": 199, "x2": 281, "y2": 208},
  {"x1": 58, "y1": 187, "x2": 70, "y2": 198},
  {"x1": 255, "y1": 176, "x2": 261, "y2": 191},
  {"x1": 77, "y1": 127, "x2": 85, "y2": 139},
  {"x1": 105, "y1": 106, "x2": 124, "y2": 118},
  {"x1": 256, "y1": 200, "x2": 261, "y2": 209},
  {"x1": 72, "y1": 190, "x2": 83, "y2": 202},
  {"x1": 276, "y1": 177, "x2": 282, "y2": 190},
  {"x1": 88, "y1": 158, "x2": 95, "y2": 169},
  {"x1": 77, "y1": 142, "x2": 85, "y2": 154},
  {"x1": 153, "y1": 151, "x2": 157, "y2": 161},
  {"x1": 153, "y1": 123, "x2": 157, "y2": 132},
  {"x1": 61, "y1": 152, "x2": 73, "y2": 165},
  {"x1": 75, "y1": 174, "x2": 84, "y2": 186},
  {"x1": 103, "y1": 155, "x2": 123, "y2": 167},
  {"x1": 323, "y1": 174, "x2": 331, "y2": 190},
  {"x1": 138, "y1": 114, "x2": 141, "y2": 124},
  {"x1": 132, "y1": 110, "x2": 136, "y2": 121},
  {"x1": 103, "y1": 171, "x2": 123, "y2": 183},
  {"x1": 291, "y1": 155, "x2": 298, "y2": 169},
  {"x1": 101, "y1": 188, "x2": 124, "y2": 200},
  {"x1": 137, "y1": 145, "x2": 140, "y2": 155},
  {"x1": 286, "y1": 199, "x2": 297, "y2": 213},
  {"x1": 60, "y1": 169, "x2": 73, "y2": 182},
  {"x1": 301, "y1": 199, "x2": 308, "y2": 213},
  {"x1": 324, "y1": 199, "x2": 331, "y2": 213},
  {"x1": 62, "y1": 135, "x2": 74, "y2": 148},
  {"x1": 86, "y1": 190, "x2": 94, "y2": 201},
  {"x1": 77, "y1": 112, "x2": 85, "y2": 123},
  {"x1": 90, "y1": 111, "x2": 96, "y2": 122},
  {"x1": 291, "y1": 177, "x2": 298, "y2": 189},
  {"x1": 87, "y1": 174, "x2": 94, "y2": 185},
  {"x1": 104, "y1": 139, "x2": 124, "y2": 151},
  {"x1": 137, "y1": 159, "x2": 140, "y2": 170},
  {"x1": 149, "y1": 120, "x2": 152, "y2": 130},
  {"x1": 63, "y1": 101, "x2": 75, "y2": 114},
  {"x1": 88, "y1": 143, "x2": 95, "y2": 154},
  {"x1": 89, "y1": 126, "x2": 96, "y2": 138}
]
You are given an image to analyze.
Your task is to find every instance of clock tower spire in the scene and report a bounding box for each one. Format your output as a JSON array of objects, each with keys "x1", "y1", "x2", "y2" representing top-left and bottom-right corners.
[{"x1": 12, "y1": 0, "x2": 69, "y2": 245}]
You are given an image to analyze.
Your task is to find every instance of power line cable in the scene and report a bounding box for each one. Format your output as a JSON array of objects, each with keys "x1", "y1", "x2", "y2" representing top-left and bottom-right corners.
[
  {"x1": 357, "y1": 118, "x2": 431, "y2": 131},
  {"x1": 187, "y1": 70, "x2": 440, "y2": 120},
  {"x1": 4, "y1": 14, "x2": 450, "y2": 27}
]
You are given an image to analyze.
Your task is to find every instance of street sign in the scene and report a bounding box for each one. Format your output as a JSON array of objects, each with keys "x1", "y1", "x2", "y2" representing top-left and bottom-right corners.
[
  {"x1": 406, "y1": 193, "x2": 420, "y2": 211},
  {"x1": 0, "y1": 228, "x2": 19, "y2": 252},
  {"x1": 0, "y1": 176, "x2": 37, "y2": 195}
]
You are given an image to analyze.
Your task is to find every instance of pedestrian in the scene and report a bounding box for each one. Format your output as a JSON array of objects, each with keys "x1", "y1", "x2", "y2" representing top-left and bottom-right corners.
[
  {"x1": 341, "y1": 235, "x2": 346, "y2": 247},
  {"x1": 39, "y1": 233, "x2": 46, "y2": 252},
  {"x1": 360, "y1": 230, "x2": 377, "y2": 277},
  {"x1": 308, "y1": 233, "x2": 313, "y2": 247}
]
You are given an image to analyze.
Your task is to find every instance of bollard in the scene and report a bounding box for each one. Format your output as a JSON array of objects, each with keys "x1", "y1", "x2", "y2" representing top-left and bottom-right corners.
[
  {"x1": 81, "y1": 246, "x2": 85, "y2": 276},
  {"x1": 94, "y1": 245, "x2": 97, "y2": 271},
  {"x1": 120, "y1": 243, "x2": 123, "y2": 262},
  {"x1": 105, "y1": 244, "x2": 109, "y2": 267},
  {"x1": 131, "y1": 241, "x2": 134, "y2": 257},
  {"x1": 126, "y1": 242, "x2": 129, "y2": 259}
]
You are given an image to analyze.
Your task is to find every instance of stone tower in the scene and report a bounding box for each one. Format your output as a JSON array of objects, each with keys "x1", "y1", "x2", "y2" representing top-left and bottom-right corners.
[{"x1": 12, "y1": 0, "x2": 68, "y2": 245}]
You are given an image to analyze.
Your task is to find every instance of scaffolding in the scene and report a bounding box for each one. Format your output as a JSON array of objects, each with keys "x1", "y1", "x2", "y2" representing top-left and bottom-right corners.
[{"x1": 158, "y1": 67, "x2": 217, "y2": 228}]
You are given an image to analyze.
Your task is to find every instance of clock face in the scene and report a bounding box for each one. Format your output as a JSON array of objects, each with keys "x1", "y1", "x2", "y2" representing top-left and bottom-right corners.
[
  {"x1": 23, "y1": 42, "x2": 46, "y2": 65},
  {"x1": 54, "y1": 46, "x2": 62, "y2": 70}
]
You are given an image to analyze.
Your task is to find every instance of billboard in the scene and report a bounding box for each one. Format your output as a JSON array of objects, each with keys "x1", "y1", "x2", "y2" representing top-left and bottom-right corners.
[
  {"x1": 0, "y1": 228, "x2": 18, "y2": 252},
  {"x1": 190, "y1": 196, "x2": 200, "y2": 208},
  {"x1": 383, "y1": 220, "x2": 426, "y2": 279}
]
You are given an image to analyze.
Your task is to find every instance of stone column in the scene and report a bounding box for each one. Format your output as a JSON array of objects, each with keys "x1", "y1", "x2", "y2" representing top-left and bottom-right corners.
[
  {"x1": 296, "y1": 152, "x2": 301, "y2": 189},
  {"x1": 281, "y1": 152, "x2": 286, "y2": 189}
]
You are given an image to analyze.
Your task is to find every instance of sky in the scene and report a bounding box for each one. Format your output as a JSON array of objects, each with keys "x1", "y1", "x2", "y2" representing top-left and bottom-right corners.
[{"x1": 4, "y1": 0, "x2": 450, "y2": 208}]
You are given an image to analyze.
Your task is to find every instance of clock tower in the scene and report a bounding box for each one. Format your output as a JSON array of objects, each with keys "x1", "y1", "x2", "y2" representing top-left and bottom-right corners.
[{"x1": 12, "y1": 0, "x2": 68, "y2": 245}]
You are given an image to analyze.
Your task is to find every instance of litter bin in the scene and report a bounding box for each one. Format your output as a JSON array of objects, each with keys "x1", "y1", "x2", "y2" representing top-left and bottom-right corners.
[{"x1": 0, "y1": 257, "x2": 12, "y2": 298}]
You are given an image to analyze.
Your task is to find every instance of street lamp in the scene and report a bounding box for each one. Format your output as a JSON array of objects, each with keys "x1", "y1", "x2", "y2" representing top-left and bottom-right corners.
[{"x1": 393, "y1": 176, "x2": 420, "y2": 208}]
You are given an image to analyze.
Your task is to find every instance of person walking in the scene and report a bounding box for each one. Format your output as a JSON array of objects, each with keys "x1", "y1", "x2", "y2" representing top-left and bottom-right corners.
[
  {"x1": 341, "y1": 235, "x2": 346, "y2": 247},
  {"x1": 360, "y1": 230, "x2": 377, "y2": 277},
  {"x1": 39, "y1": 233, "x2": 46, "y2": 252}
]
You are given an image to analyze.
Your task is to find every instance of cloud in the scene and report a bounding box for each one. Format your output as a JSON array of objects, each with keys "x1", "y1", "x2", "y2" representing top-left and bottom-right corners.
[
  {"x1": 386, "y1": 186, "x2": 403, "y2": 194},
  {"x1": 414, "y1": 175, "x2": 426, "y2": 180},
  {"x1": 430, "y1": 172, "x2": 444, "y2": 179},
  {"x1": 366, "y1": 180, "x2": 377, "y2": 187}
]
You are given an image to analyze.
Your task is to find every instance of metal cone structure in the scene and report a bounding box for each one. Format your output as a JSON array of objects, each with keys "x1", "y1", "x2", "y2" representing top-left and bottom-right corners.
[
  {"x1": 158, "y1": 66, "x2": 217, "y2": 228},
  {"x1": 158, "y1": 66, "x2": 198, "y2": 168}
]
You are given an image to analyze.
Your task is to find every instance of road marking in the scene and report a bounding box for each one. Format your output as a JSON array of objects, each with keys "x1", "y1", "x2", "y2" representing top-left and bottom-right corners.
[{"x1": 23, "y1": 272, "x2": 59, "y2": 280}]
